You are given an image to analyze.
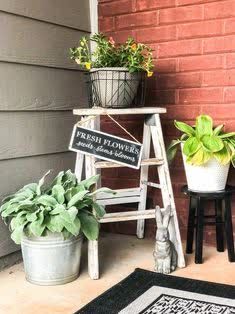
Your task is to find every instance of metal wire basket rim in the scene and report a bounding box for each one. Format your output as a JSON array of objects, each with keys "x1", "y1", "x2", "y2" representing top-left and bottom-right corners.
[{"x1": 89, "y1": 67, "x2": 145, "y2": 74}]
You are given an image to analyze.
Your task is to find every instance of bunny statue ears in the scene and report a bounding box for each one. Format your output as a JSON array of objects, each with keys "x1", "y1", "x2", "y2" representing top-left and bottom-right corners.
[{"x1": 155, "y1": 205, "x2": 171, "y2": 228}]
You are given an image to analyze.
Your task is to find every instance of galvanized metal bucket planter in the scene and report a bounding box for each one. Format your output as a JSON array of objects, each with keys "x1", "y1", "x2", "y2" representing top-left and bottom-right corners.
[{"x1": 21, "y1": 232, "x2": 83, "y2": 286}]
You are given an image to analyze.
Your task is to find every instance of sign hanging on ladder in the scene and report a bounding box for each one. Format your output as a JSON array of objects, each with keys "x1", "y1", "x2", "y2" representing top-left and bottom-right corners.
[{"x1": 69, "y1": 125, "x2": 143, "y2": 169}]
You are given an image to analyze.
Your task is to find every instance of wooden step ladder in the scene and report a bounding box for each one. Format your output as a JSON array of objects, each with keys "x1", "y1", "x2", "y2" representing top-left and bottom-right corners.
[{"x1": 73, "y1": 107, "x2": 185, "y2": 279}]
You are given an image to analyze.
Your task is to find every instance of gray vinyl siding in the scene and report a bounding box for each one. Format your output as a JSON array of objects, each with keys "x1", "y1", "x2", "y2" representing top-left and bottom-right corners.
[{"x1": 0, "y1": 1, "x2": 90, "y2": 257}]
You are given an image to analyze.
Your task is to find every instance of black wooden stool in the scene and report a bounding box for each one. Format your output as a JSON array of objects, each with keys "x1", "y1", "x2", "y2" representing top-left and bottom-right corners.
[{"x1": 182, "y1": 185, "x2": 235, "y2": 264}]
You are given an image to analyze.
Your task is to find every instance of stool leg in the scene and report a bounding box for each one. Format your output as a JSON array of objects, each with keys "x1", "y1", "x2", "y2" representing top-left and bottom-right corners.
[
  {"x1": 215, "y1": 199, "x2": 224, "y2": 252},
  {"x1": 186, "y1": 196, "x2": 196, "y2": 254},
  {"x1": 195, "y1": 197, "x2": 204, "y2": 264},
  {"x1": 224, "y1": 196, "x2": 235, "y2": 262}
]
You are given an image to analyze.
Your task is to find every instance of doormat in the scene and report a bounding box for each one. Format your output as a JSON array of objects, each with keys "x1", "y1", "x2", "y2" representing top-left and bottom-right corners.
[{"x1": 76, "y1": 268, "x2": 235, "y2": 314}]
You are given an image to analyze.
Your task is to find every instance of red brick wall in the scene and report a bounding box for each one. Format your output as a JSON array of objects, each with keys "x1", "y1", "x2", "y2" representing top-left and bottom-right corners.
[{"x1": 99, "y1": 0, "x2": 235, "y2": 246}]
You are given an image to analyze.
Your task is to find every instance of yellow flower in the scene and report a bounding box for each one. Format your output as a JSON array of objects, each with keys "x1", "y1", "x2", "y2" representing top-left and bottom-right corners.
[
  {"x1": 85, "y1": 62, "x2": 91, "y2": 70},
  {"x1": 147, "y1": 71, "x2": 153, "y2": 77},
  {"x1": 131, "y1": 43, "x2": 137, "y2": 51}
]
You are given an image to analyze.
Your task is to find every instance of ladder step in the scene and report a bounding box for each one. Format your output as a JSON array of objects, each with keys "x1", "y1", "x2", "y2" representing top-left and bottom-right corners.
[
  {"x1": 97, "y1": 187, "x2": 141, "y2": 200},
  {"x1": 96, "y1": 188, "x2": 141, "y2": 206},
  {"x1": 99, "y1": 209, "x2": 159, "y2": 223},
  {"x1": 95, "y1": 158, "x2": 164, "y2": 169},
  {"x1": 142, "y1": 181, "x2": 161, "y2": 189}
]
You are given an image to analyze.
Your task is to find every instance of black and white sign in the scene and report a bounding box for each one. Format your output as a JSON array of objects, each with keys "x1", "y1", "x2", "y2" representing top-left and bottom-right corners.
[{"x1": 69, "y1": 125, "x2": 143, "y2": 169}]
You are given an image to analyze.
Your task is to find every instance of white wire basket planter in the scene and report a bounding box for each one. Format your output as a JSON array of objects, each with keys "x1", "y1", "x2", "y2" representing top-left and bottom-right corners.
[{"x1": 85, "y1": 67, "x2": 147, "y2": 108}]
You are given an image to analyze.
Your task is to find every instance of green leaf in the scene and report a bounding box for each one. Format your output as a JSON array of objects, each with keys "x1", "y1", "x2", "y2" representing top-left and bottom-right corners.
[
  {"x1": 62, "y1": 170, "x2": 77, "y2": 189},
  {"x1": 50, "y1": 171, "x2": 64, "y2": 188},
  {"x1": 1, "y1": 204, "x2": 19, "y2": 217},
  {"x1": 17, "y1": 189, "x2": 34, "y2": 200},
  {"x1": 174, "y1": 121, "x2": 195, "y2": 136},
  {"x1": 89, "y1": 187, "x2": 114, "y2": 196},
  {"x1": 0, "y1": 201, "x2": 10, "y2": 213},
  {"x1": 17, "y1": 200, "x2": 35, "y2": 210},
  {"x1": 219, "y1": 132, "x2": 235, "y2": 139},
  {"x1": 187, "y1": 148, "x2": 211, "y2": 166},
  {"x1": 64, "y1": 186, "x2": 85, "y2": 202},
  {"x1": 61, "y1": 229, "x2": 72, "y2": 240},
  {"x1": 79, "y1": 213, "x2": 99, "y2": 240},
  {"x1": 46, "y1": 215, "x2": 64, "y2": 233},
  {"x1": 50, "y1": 204, "x2": 65, "y2": 215},
  {"x1": 75, "y1": 198, "x2": 93, "y2": 209},
  {"x1": 29, "y1": 211, "x2": 45, "y2": 237},
  {"x1": 11, "y1": 225, "x2": 25, "y2": 244},
  {"x1": 80, "y1": 175, "x2": 100, "y2": 189},
  {"x1": 214, "y1": 143, "x2": 231, "y2": 165},
  {"x1": 93, "y1": 203, "x2": 106, "y2": 218},
  {"x1": 62, "y1": 217, "x2": 80, "y2": 236},
  {"x1": 10, "y1": 211, "x2": 27, "y2": 231},
  {"x1": 167, "y1": 139, "x2": 181, "y2": 163},
  {"x1": 52, "y1": 185, "x2": 65, "y2": 204},
  {"x1": 37, "y1": 195, "x2": 58, "y2": 207},
  {"x1": 196, "y1": 115, "x2": 213, "y2": 137},
  {"x1": 23, "y1": 183, "x2": 38, "y2": 193},
  {"x1": 37, "y1": 170, "x2": 51, "y2": 196},
  {"x1": 232, "y1": 153, "x2": 235, "y2": 167},
  {"x1": 67, "y1": 190, "x2": 89, "y2": 208},
  {"x1": 60, "y1": 210, "x2": 73, "y2": 224},
  {"x1": 213, "y1": 124, "x2": 224, "y2": 136},
  {"x1": 30, "y1": 220, "x2": 45, "y2": 237},
  {"x1": 201, "y1": 135, "x2": 224, "y2": 152},
  {"x1": 183, "y1": 137, "x2": 201, "y2": 157},
  {"x1": 1, "y1": 194, "x2": 15, "y2": 204},
  {"x1": 68, "y1": 207, "x2": 78, "y2": 221},
  {"x1": 26, "y1": 210, "x2": 40, "y2": 222}
]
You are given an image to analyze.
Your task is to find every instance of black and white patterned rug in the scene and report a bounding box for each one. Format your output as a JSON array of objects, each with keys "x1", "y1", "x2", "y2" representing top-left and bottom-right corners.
[{"x1": 76, "y1": 268, "x2": 235, "y2": 314}]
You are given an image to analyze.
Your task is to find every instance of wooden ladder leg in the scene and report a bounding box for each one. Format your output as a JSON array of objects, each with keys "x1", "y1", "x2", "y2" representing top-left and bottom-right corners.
[
  {"x1": 150, "y1": 114, "x2": 185, "y2": 268},
  {"x1": 74, "y1": 116, "x2": 86, "y2": 181},
  {"x1": 136, "y1": 122, "x2": 151, "y2": 239},
  {"x1": 85, "y1": 116, "x2": 100, "y2": 280}
]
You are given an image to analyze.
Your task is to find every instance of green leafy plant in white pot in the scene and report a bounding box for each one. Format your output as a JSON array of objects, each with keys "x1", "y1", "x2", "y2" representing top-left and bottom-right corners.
[
  {"x1": 167, "y1": 115, "x2": 235, "y2": 192},
  {"x1": 0, "y1": 170, "x2": 112, "y2": 285}
]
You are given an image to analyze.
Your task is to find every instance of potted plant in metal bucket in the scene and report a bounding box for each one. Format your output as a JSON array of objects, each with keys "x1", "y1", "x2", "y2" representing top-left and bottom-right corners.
[
  {"x1": 69, "y1": 33, "x2": 153, "y2": 108},
  {"x1": 0, "y1": 170, "x2": 112, "y2": 285},
  {"x1": 167, "y1": 115, "x2": 235, "y2": 192}
]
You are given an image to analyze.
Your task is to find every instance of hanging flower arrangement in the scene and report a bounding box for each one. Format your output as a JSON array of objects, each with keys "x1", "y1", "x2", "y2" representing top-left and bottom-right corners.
[{"x1": 69, "y1": 33, "x2": 154, "y2": 77}]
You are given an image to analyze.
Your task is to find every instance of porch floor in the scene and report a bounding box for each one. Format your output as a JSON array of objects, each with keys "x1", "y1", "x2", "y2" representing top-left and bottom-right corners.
[{"x1": 0, "y1": 232, "x2": 234, "y2": 314}]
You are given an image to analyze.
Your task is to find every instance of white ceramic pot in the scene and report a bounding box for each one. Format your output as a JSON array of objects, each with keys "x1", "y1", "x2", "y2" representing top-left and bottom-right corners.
[
  {"x1": 89, "y1": 67, "x2": 141, "y2": 108},
  {"x1": 182, "y1": 149, "x2": 230, "y2": 192},
  {"x1": 21, "y1": 233, "x2": 83, "y2": 286}
]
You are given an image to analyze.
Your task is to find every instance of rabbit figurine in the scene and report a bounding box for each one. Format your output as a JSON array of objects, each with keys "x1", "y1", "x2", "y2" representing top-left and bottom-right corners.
[{"x1": 153, "y1": 205, "x2": 177, "y2": 274}]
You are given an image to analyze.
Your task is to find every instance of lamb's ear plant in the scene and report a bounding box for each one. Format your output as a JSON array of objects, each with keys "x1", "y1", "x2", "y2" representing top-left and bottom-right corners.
[
  {"x1": 0, "y1": 170, "x2": 114, "y2": 244},
  {"x1": 167, "y1": 115, "x2": 235, "y2": 167}
]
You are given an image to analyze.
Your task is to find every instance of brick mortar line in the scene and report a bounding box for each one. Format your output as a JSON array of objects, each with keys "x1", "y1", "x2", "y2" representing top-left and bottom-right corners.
[
  {"x1": 102, "y1": 33, "x2": 235, "y2": 50},
  {"x1": 101, "y1": 14, "x2": 235, "y2": 29},
  {"x1": 157, "y1": 50, "x2": 235, "y2": 60},
  {"x1": 99, "y1": 0, "x2": 225, "y2": 13}
]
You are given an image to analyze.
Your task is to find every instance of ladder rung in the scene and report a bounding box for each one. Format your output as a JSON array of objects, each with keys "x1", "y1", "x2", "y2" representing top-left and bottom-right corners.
[
  {"x1": 142, "y1": 181, "x2": 161, "y2": 189},
  {"x1": 96, "y1": 188, "x2": 141, "y2": 206},
  {"x1": 97, "y1": 187, "x2": 141, "y2": 200},
  {"x1": 94, "y1": 158, "x2": 164, "y2": 169},
  {"x1": 99, "y1": 209, "x2": 159, "y2": 223}
]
